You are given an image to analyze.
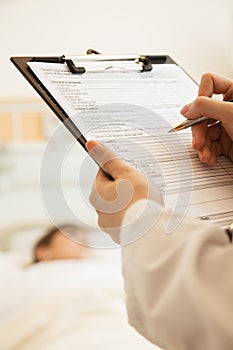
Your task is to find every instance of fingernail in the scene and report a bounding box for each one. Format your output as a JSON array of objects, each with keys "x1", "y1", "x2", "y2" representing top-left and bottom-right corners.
[
  {"x1": 86, "y1": 140, "x2": 99, "y2": 152},
  {"x1": 180, "y1": 104, "x2": 190, "y2": 115},
  {"x1": 201, "y1": 153, "x2": 209, "y2": 164}
]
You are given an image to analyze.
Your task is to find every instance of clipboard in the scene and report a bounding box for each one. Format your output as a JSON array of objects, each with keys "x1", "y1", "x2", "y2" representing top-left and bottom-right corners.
[
  {"x1": 10, "y1": 52, "x2": 176, "y2": 151},
  {"x1": 10, "y1": 52, "x2": 233, "y2": 229}
]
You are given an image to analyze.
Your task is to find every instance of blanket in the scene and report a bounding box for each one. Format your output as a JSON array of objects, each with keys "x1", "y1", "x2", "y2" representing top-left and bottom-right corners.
[{"x1": 0, "y1": 254, "x2": 157, "y2": 350}]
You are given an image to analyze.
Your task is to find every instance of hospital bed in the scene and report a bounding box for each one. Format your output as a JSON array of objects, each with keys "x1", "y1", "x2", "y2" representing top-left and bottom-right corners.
[{"x1": 0, "y1": 223, "x2": 159, "y2": 350}]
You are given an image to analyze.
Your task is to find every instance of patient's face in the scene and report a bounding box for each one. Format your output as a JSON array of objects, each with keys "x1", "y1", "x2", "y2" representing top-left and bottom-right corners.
[{"x1": 37, "y1": 231, "x2": 89, "y2": 261}]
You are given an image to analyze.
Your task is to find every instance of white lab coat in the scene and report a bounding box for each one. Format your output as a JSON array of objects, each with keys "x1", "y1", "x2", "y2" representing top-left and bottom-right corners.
[{"x1": 120, "y1": 200, "x2": 233, "y2": 350}]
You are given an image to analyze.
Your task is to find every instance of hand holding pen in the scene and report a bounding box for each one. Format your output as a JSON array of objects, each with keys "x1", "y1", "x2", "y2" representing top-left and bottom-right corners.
[
  {"x1": 169, "y1": 72, "x2": 233, "y2": 166},
  {"x1": 169, "y1": 98, "x2": 233, "y2": 133}
]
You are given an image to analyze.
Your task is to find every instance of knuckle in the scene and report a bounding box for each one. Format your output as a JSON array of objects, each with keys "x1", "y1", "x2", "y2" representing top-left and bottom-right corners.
[
  {"x1": 202, "y1": 72, "x2": 213, "y2": 80},
  {"x1": 194, "y1": 96, "x2": 206, "y2": 110},
  {"x1": 97, "y1": 216, "x2": 103, "y2": 228}
]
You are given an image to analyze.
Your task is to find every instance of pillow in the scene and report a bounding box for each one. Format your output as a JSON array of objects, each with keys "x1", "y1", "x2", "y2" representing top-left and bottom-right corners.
[
  {"x1": 0, "y1": 251, "x2": 31, "y2": 271},
  {"x1": 7, "y1": 227, "x2": 48, "y2": 261}
]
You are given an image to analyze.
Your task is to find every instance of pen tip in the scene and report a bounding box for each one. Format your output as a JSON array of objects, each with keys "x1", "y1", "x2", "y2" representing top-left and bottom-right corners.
[
  {"x1": 168, "y1": 128, "x2": 177, "y2": 133},
  {"x1": 168, "y1": 125, "x2": 184, "y2": 133}
]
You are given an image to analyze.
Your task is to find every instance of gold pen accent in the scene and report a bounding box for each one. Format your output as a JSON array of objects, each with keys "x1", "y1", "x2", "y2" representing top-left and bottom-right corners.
[{"x1": 168, "y1": 116, "x2": 208, "y2": 133}]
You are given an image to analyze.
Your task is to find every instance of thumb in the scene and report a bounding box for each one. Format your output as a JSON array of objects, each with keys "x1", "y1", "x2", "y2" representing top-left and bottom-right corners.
[
  {"x1": 180, "y1": 97, "x2": 233, "y2": 124},
  {"x1": 86, "y1": 140, "x2": 130, "y2": 179}
]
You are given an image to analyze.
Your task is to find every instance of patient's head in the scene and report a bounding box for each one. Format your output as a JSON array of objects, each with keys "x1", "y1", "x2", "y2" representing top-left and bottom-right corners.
[{"x1": 34, "y1": 225, "x2": 90, "y2": 263}]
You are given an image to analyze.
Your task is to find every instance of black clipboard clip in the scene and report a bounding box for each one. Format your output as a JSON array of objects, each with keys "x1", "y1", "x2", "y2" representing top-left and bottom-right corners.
[
  {"x1": 32, "y1": 55, "x2": 86, "y2": 74},
  {"x1": 32, "y1": 53, "x2": 153, "y2": 75}
]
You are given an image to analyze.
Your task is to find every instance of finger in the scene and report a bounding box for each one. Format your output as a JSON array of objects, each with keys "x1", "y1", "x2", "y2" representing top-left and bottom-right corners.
[
  {"x1": 95, "y1": 168, "x2": 112, "y2": 184},
  {"x1": 198, "y1": 144, "x2": 212, "y2": 164},
  {"x1": 89, "y1": 172, "x2": 117, "y2": 207},
  {"x1": 228, "y1": 144, "x2": 233, "y2": 162},
  {"x1": 86, "y1": 140, "x2": 130, "y2": 179},
  {"x1": 89, "y1": 183, "x2": 117, "y2": 212},
  {"x1": 97, "y1": 215, "x2": 104, "y2": 230},
  {"x1": 191, "y1": 122, "x2": 208, "y2": 150},
  {"x1": 198, "y1": 72, "x2": 233, "y2": 97},
  {"x1": 198, "y1": 139, "x2": 221, "y2": 166},
  {"x1": 207, "y1": 123, "x2": 221, "y2": 141},
  {"x1": 97, "y1": 216, "x2": 120, "y2": 243},
  {"x1": 220, "y1": 128, "x2": 233, "y2": 156},
  {"x1": 181, "y1": 97, "x2": 233, "y2": 125},
  {"x1": 95, "y1": 169, "x2": 118, "y2": 199},
  {"x1": 206, "y1": 150, "x2": 217, "y2": 166},
  {"x1": 191, "y1": 120, "x2": 221, "y2": 150},
  {"x1": 211, "y1": 140, "x2": 222, "y2": 156},
  {"x1": 90, "y1": 174, "x2": 134, "y2": 214}
]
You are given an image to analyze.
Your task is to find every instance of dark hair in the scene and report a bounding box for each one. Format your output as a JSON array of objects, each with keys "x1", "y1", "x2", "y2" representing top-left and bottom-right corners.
[{"x1": 33, "y1": 224, "x2": 86, "y2": 263}]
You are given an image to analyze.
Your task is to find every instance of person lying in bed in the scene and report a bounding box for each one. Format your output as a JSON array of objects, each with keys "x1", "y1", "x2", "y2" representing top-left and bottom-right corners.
[
  {"x1": 0, "y1": 224, "x2": 157, "y2": 350},
  {"x1": 33, "y1": 224, "x2": 90, "y2": 263}
]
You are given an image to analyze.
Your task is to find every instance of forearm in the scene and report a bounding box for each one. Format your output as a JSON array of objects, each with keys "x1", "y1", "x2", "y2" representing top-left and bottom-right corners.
[{"x1": 121, "y1": 200, "x2": 233, "y2": 350}]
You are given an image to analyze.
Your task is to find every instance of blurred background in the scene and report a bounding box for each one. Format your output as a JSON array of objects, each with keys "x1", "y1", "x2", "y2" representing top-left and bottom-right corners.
[
  {"x1": 0, "y1": 0, "x2": 232, "y2": 348},
  {"x1": 1, "y1": 0, "x2": 233, "y2": 98}
]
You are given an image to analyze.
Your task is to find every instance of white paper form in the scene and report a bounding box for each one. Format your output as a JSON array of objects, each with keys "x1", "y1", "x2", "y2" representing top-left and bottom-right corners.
[{"x1": 28, "y1": 61, "x2": 233, "y2": 227}]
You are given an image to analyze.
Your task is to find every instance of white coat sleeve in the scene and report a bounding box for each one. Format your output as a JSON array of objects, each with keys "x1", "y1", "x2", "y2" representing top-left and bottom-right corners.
[{"x1": 120, "y1": 199, "x2": 233, "y2": 350}]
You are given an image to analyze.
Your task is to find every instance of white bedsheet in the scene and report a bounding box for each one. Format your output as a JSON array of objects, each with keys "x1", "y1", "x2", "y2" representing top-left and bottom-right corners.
[{"x1": 0, "y1": 254, "x2": 158, "y2": 350}]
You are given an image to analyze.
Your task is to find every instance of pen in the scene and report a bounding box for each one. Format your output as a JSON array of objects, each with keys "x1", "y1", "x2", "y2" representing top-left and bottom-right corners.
[{"x1": 168, "y1": 98, "x2": 233, "y2": 133}]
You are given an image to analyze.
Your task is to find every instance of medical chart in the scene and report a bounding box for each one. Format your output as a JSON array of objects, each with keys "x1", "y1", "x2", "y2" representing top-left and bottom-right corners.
[{"x1": 28, "y1": 61, "x2": 233, "y2": 226}]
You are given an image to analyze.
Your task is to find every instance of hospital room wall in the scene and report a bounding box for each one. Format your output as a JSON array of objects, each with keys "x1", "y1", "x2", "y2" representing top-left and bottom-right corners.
[{"x1": 0, "y1": 0, "x2": 233, "y2": 99}]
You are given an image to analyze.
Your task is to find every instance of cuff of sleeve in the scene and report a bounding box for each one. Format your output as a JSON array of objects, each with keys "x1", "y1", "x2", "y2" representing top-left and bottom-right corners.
[{"x1": 120, "y1": 199, "x2": 164, "y2": 246}]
